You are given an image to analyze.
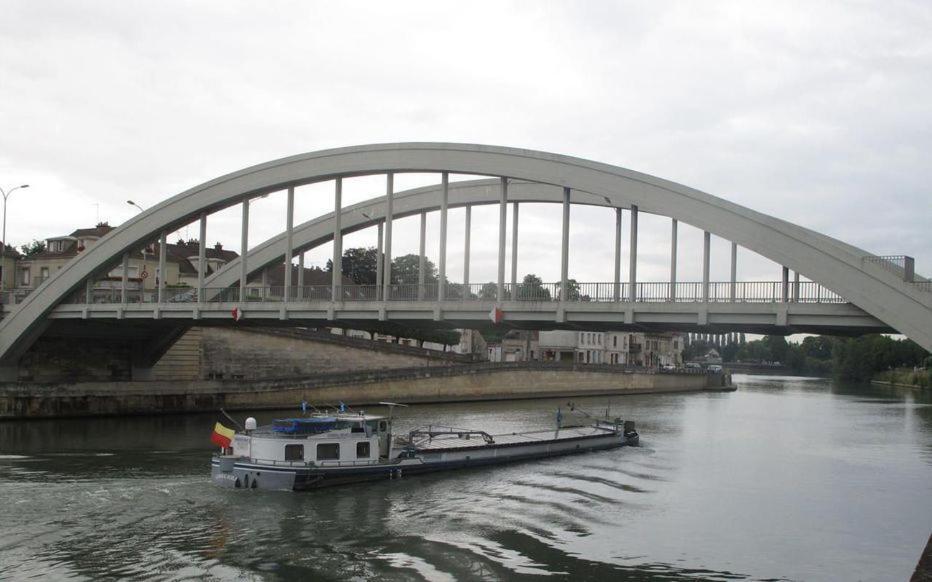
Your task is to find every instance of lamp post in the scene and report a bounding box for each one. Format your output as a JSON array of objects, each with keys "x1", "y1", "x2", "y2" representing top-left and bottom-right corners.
[
  {"x1": 1, "y1": 184, "x2": 30, "y2": 293},
  {"x1": 126, "y1": 200, "x2": 144, "y2": 213}
]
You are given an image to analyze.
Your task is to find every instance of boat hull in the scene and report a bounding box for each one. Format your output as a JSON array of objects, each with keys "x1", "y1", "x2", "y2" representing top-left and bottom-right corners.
[{"x1": 211, "y1": 430, "x2": 637, "y2": 491}]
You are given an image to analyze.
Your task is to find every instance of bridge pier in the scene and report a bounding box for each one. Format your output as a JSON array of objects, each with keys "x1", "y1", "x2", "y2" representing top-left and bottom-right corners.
[
  {"x1": 497, "y1": 177, "x2": 507, "y2": 302},
  {"x1": 240, "y1": 199, "x2": 249, "y2": 301},
  {"x1": 284, "y1": 186, "x2": 295, "y2": 301},
  {"x1": 613, "y1": 208, "x2": 622, "y2": 301},
  {"x1": 332, "y1": 179, "x2": 342, "y2": 301},
  {"x1": 561, "y1": 187, "x2": 570, "y2": 300},
  {"x1": 629, "y1": 205, "x2": 638, "y2": 302},
  {"x1": 670, "y1": 219, "x2": 677, "y2": 301},
  {"x1": 438, "y1": 172, "x2": 448, "y2": 301},
  {"x1": 383, "y1": 173, "x2": 394, "y2": 302}
]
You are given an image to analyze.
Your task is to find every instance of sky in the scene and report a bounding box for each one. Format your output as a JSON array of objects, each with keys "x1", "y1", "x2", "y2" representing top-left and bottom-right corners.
[{"x1": 1, "y1": 1, "x2": 930, "y2": 287}]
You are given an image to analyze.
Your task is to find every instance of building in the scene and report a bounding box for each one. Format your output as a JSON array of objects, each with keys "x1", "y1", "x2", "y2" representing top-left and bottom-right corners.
[
  {"x1": 539, "y1": 330, "x2": 685, "y2": 367},
  {"x1": 456, "y1": 329, "x2": 487, "y2": 356},
  {"x1": 9, "y1": 224, "x2": 239, "y2": 302},
  {"x1": 0, "y1": 244, "x2": 21, "y2": 293},
  {"x1": 501, "y1": 330, "x2": 538, "y2": 362}
]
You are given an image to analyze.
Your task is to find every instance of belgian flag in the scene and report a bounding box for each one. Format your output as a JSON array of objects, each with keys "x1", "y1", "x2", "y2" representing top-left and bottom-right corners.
[{"x1": 211, "y1": 422, "x2": 235, "y2": 448}]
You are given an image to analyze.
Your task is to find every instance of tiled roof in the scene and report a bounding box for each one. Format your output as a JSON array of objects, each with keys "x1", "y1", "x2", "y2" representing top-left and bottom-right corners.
[{"x1": 70, "y1": 224, "x2": 114, "y2": 238}]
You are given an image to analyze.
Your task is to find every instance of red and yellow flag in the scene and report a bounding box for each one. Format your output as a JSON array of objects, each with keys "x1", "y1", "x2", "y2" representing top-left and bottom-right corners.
[{"x1": 211, "y1": 422, "x2": 235, "y2": 448}]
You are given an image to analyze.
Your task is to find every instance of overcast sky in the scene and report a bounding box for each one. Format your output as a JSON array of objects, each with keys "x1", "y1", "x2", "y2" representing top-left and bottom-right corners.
[{"x1": 1, "y1": 1, "x2": 930, "y2": 286}]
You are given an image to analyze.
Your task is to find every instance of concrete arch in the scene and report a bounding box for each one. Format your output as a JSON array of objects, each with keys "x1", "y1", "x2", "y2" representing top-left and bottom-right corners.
[
  {"x1": 203, "y1": 179, "x2": 606, "y2": 290},
  {"x1": 1, "y1": 143, "x2": 929, "y2": 364}
]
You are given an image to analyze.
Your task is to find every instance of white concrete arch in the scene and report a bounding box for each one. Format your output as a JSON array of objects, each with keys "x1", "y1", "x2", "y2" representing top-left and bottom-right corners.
[
  {"x1": 203, "y1": 179, "x2": 604, "y2": 291},
  {"x1": 0, "y1": 143, "x2": 929, "y2": 365}
]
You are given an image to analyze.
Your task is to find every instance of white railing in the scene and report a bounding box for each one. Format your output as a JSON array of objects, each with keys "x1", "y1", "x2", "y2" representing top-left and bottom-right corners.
[{"x1": 43, "y1": 281, "x2": 848, "y2": 306}]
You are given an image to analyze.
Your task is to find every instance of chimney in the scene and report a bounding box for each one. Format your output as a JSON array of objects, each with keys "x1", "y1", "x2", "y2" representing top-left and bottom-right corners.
[{"x1": 214, "y1": 242, "x2": 223, "y2": 251}]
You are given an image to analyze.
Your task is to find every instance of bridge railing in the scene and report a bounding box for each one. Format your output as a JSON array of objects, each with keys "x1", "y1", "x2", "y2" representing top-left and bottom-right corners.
[{"x1": 45, "y1": 280, "x2": 847, "y2": 306}]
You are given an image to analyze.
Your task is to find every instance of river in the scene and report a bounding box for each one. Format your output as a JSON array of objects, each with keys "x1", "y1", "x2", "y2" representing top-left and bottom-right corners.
[{"x1": 1, "y1": 376, "x2": 930, "y2": 581}]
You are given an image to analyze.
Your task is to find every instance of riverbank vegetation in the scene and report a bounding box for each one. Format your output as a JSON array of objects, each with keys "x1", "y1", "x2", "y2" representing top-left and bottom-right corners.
[{"x1": 692, "y1": 334, "x2": 929, "y2": 381}]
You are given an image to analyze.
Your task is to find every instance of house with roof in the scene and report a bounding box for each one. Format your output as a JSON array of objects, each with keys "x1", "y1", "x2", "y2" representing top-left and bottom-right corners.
[
  {"x1": 0, "y1": 243, "x2": 21, "y2": 292},
  {"x1": 12, "y1": 224, "x2": 239, "y2": 301}
]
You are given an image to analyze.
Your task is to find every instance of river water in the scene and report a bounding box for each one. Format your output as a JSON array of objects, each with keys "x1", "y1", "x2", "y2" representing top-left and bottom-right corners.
[{"x1": 1, "y1": 376, "x2": 930, "y2": 581}]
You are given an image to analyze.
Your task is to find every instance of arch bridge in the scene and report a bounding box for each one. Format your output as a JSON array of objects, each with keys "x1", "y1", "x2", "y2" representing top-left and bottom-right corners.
[{"x1": 1, "y1": 143, "x2": 929, "y2": 380}]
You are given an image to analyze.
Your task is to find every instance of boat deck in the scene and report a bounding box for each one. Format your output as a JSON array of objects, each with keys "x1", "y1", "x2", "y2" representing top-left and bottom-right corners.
[{"x1": 407, "y1": 425, "x2": 616, "y2": 452}]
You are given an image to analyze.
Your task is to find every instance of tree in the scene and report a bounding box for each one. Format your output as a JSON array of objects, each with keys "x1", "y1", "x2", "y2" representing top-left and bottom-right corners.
[
  {"x1": 801, "y1": 336, "x2": 833, "y2": 360},
  {"x1": 20, "y1": 240, "x2": 45, "y2": 257},
  {"x1": 556, "y1": 278, "x2": 581, "y2": 301},
  {"x1": 391, "y1": 254, "x2": 437, "y2": 285},
  {"x1": 763, "y1": 335, "x2": 789, "y2": 363},
  {"x1": 330, "y1": 247, "x2": 379, "y2": 285},
  {"x1": 479, "y1": 282, "x2": 499, "y2": 300},
  {"x1": 516, "y1": 274, "x2": 550, "y2": 301}
]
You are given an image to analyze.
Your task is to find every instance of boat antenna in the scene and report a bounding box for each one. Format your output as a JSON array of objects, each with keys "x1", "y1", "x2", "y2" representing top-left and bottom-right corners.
[{"x1": 220, "y1": 408, "x2": 244, "y2": 430}]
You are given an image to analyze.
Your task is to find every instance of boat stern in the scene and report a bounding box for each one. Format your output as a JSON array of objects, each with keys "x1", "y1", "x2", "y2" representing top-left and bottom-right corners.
[{"x1": 211, "y1": 455, "x2": 297, "y2": 491}]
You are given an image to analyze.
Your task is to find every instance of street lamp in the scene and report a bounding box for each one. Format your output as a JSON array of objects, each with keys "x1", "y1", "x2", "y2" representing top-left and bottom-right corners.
[
  {"x1": 126, "y1": 200, "x2": 144, "y2": 213},
  {"x1": 1, "y1": 184, "x2": 30, "y2": 293}
]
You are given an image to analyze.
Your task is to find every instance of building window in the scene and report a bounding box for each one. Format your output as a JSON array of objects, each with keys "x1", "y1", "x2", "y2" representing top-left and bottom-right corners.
[
  {"x1": 284, "y1": 444, "x2": 304, "y2": 461},
  {"x1": 316, "y1": 443, "x2": 340, "y2": 460},
  {"x1": 40, "y1": 267, "x2": 49, "y2": 280},
  {"x1": 613, "y1": 336, "x2": 618, "y2": 348},
  {"x1": 356, "y1": 441, "x2": 371, "y2": 459},
  {"x1": 20, "y1": 268, "x2": 30, "y2": 286}
]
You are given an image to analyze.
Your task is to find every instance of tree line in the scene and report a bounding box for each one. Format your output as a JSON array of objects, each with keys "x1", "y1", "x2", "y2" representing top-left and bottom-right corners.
[
  {"x1": 328, "y1": 246, "x2": 584, "y2": 300},
  {"x1": 687, "y1": 333, "x2": 929, "y2": 380}
]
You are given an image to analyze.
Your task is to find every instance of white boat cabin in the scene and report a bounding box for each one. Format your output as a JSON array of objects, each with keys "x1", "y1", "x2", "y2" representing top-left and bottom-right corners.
[{"x1": 232, "y1": 413, "x2": 394, "y2": 466}]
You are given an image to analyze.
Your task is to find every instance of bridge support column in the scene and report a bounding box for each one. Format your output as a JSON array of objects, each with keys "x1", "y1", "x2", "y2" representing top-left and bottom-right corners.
[
  {"x1": 240, "y1": 200, "x2": 249, "y2": 302},
  {"x1": 383, "y1": 173, "x2": 394, "y2": 302},
  {"x1": 561, "y1": 187, "x2": 570, "y2": 301},
  {"x1": 297, "y1": 252, "x2": 305, "y2": 299},
  {"x1": 613, "y1": 208, "x2": 622, "y2": 302},
  {"x1": 121, "y1": 252, "x2": 129, "y2": 304},
  {"x1": 629, "y1": 205, "x2": 638, "y2": 302},
  {"x1": 730, "y1": 242, "x2": 737, "y2": 302},
  {"x1": 702, "y1": 231, "x2": 710, "y2": 303},
  {"x1": 285, "y1": 186, "x2": 295, "y2": 302},
  {"x1": 418, "y1": 211, "x2": 426, "y2": 300},
  {"x1": 793, "y1": 270, "x2": 800, "y2": 303},
  {"x1": 510, "y1": 201, "x2": 519, "y2": 292},
  {"x1": 438, "y1": 172, "x2": 448, "y2": 301},
  {"x1": 376, "y1": 221, "x2": 384, "y2": 299},
  {"x1": 463, "y1": 205, "x2": 471, "y2": 295},
  {"x1": 197, "y1": 213, "x2": 207, "y2": 302},
  {"x1": 782, "y1": 266, "x2": 790, "y2": 302},
  {"x1": 157, "y1": 231, "x2": 167, "y2": 303},
  {"x1": 331, "y1": 179, "x2": 342, "y2": 302},
  {"x1": 497, "y1": 178, "x2": 507, "y2": 303},
  {"x1": 670, "y1": 219, "x2": 678, "y2": 301}
]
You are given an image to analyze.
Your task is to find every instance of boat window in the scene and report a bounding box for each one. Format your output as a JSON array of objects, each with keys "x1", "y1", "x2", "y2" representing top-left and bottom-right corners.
[
  {"x1": 379, "y1": 421, "x2": 387, "y2": 432},
  {"x1": 316, "y1": 443, "x2": 340, "y2": 460},
  {"x1": 356, "y1": 441, "x2": 371, "y2": 459},
  {"x1": 284, "y1": 444, "x2": 304, "y2": 461}
]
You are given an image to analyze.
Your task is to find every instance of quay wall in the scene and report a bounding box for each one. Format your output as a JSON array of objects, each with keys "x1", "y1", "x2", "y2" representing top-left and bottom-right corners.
[{"x1": 0, "y1": 366, "x2": 731, "y2": 419}]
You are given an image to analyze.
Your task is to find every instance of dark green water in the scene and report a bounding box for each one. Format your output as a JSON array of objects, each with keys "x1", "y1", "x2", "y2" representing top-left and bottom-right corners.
[{"x1": 1, "y1": 376, "x2": 930, "y2": 581}]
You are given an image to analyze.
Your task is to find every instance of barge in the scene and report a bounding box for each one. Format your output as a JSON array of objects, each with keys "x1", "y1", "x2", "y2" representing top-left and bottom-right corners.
[{"x1": 210, "y1": 403, "x2": 639, "y2": 491}]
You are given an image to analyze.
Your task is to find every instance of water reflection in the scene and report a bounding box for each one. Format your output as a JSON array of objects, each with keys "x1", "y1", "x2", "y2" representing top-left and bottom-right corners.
[{"x1": 1, "y1": 378, "x2": 930, "y2": 580}]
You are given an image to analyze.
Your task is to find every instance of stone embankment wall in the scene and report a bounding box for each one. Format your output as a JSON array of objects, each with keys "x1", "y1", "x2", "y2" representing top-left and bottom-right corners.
[
  {"x1": 189, "y1": 328, "x2": 453, "y2": 381},
  {"x1": 18, "y1": 326, "x2": 469, "y2": 383},
  {"x1": 0, "y1": 365, "x2": 732, "y2": 419}
]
